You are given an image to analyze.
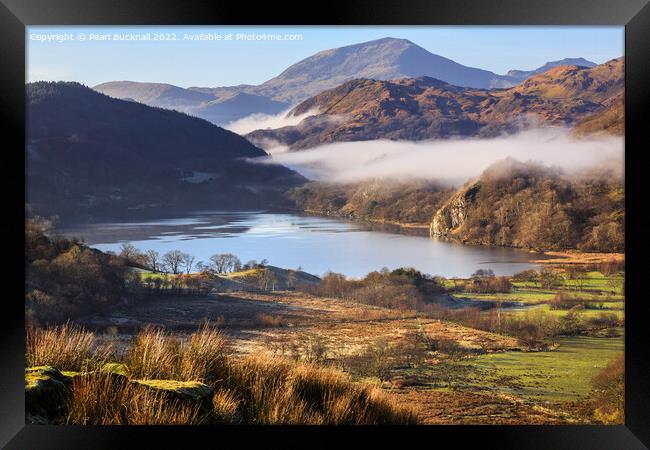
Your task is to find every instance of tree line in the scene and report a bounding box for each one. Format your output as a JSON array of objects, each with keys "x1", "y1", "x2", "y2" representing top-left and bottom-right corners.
[{"x1": 116, "y1": 243, "x2": 268, "y2": 276}]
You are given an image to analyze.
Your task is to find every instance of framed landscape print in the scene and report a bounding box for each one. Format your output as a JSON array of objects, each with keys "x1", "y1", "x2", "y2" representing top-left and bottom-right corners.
[{"x1": 2, "y1": 0, "x2": 649, "y2": 448}]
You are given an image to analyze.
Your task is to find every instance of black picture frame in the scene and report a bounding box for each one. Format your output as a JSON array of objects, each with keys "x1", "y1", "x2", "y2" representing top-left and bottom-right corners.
[{"x1": 2, "y1": 0, "x2": 648, "y2": 448}]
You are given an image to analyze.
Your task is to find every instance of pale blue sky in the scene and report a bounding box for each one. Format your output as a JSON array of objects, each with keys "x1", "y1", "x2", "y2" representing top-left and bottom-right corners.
[{"x1": 27, "y1": 26, "x2": 623, "y2": 88}]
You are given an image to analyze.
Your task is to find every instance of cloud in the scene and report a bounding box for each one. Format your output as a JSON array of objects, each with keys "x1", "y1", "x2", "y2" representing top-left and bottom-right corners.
[
  {"x1": 250, "y1": 138, "x2": 291, "y2": 154},
  {"x1": 224, "y1": 108, "x2": 319, "y2": 135},
  {"x1": 255, "y1": 128, "x2": 623, "y2": 184}
]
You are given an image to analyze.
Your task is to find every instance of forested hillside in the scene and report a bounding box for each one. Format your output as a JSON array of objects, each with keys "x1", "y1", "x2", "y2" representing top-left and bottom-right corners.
[{"x1": 27, "y1": 82, "x2": 304, "y2": 220}]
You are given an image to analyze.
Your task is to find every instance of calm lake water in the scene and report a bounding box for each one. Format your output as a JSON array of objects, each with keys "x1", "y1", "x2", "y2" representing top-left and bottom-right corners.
[{"x1": 59, "y1": 211, "x2": 545, "y2": 278}]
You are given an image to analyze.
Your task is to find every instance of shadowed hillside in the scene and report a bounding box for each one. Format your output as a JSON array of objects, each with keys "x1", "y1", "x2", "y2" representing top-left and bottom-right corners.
[{"x1": 26, "y1": 82, "x2": 305, "y2": 220}]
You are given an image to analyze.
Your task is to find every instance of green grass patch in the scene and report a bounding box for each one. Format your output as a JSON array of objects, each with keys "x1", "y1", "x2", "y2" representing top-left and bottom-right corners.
[
  {"x1": 430, "y1": 334, "x2": 624, "y2": 402},
  {"x1": 452, "y1": 271, "x2": 624, "y2": 304}
]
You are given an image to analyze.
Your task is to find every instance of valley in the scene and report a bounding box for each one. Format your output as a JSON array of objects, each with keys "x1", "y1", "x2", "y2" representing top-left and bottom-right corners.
[
  {"x1": 25, "y1": 28, "x2": 626, "y2": 427},
  {"x1": 69, "y1": 261, "x2": 624, "y2": 424}
]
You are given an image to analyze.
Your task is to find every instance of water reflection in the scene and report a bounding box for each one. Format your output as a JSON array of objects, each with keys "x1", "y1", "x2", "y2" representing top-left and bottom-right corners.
[{"x1": 59, "y1": 211, "x2": 544, "y2": 278}]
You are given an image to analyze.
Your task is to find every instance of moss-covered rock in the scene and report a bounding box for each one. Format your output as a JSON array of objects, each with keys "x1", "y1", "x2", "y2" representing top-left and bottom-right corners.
[
  {"x1": 132, "y1": 379, "x2": 214, "y2": 413},
  {"x1": 100, "y1": 362, "x2": 129, "y2": 377},
  {"x1": 25, "y1": 366, "x2": 72, "y2": 419}
]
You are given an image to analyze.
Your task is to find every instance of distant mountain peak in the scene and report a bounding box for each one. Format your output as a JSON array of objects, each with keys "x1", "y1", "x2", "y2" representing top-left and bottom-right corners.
[
  {"x1": 92, "y1": 39, "x2": 608, "y2": 128},
  {"x1": 506, "y1": 57, "x2": 597, "y2": 79}
]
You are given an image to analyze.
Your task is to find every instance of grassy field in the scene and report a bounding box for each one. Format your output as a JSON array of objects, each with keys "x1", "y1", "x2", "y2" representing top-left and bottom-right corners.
[
  {"x1": 438, "y1": 333, "x2": 624, "y2": 402},
  {"x1": 449, "y1": 270, "x2": 624, "y2": 305},
  {"x1": 76, "y1": 278, "x2": 624, "y2": 424},
  {"x1": 66, "y1": 264, "x2": 625, "y2": 424}
]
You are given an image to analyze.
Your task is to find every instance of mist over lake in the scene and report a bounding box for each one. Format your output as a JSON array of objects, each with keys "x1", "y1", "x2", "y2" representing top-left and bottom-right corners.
[{"x1": 58, "y1": 211, "x2": 544, "y2": 278}]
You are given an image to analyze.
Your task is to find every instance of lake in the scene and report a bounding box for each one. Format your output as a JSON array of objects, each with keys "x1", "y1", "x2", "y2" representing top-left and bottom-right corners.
[{"x1": 58, "y1": 210, "x2": 545, "y2": 278}]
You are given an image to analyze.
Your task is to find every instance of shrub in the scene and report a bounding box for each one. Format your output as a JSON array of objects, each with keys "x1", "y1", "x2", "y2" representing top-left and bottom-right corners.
[
  {"x1": 591, "y1": 354, "x2": 624, "y2": 424},
  {"x1": 512, "y1": 269, "x2": 539, "y2": 283},
  {"x1": 549, "y1": 293, "x2": 587, "y2": 310},
  {"x1": 588, "y1": 312, "x2": 621, "y2": 329},
  {"x1": 344, "y1": 337, "x2": 395, "y2": 381},
  {"x1": 25, "y1": 221, "x2": 129, "y2": 324},
  {"x1": 253, "y1": 313, "x2": 284, "y2": 328},
  {"x1": 287, "y1": 335, "x2": 329, "y2": 365}
]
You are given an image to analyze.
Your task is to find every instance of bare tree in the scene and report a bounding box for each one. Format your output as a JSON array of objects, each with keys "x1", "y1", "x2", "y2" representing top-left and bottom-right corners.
[
  {"x1": 119, "y1": 243, "x2": 140, "y2": 262},
  {"x1": 286, "y1": 271, "x2": 296, "y2": 289},
  {"x1": 195, "y1": 261, "x2": 210, "y2": 273},
  {"x1": 145, "y1": 249, "x2": 161, "y2": 273},
  {"x1": 181, "y1": 253, "x2": 196, "y2": 274},
  {"x1": 162, "y1": 250, "x2": 184, "y2": 274},
  {"x1": 257, "y1": 269, "x2": 278, "y2": 291},
  {"x1": 209, "y1": 253, "x2": 242, "y2": 274}
]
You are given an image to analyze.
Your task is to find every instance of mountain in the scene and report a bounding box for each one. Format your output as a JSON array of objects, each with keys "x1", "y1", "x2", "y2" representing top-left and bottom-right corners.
[
  {"x1": 94, "y1": 81, "x2": 291, "y2": 125},
  {"x1": 94, "y1": 37, "x2": 548, "y2": 125},
  {"x1": 246, "y1": 58, "x2": 623, "y2": 150},
  {"x1": 506, "y1": 57, "x2": 597, "y2": 81},
  {"x1": 216, "y1": 37, "x2": 516, "y2": 101},
  {"x1": 26, "y1": 82, "x2": 305, "y2": 220},
  {"x1": 191, "y1": 92, "x2": 289, "y2": 125},
  {"x1": 92, "y1": 81, "x2": 215, "y2": 109}
]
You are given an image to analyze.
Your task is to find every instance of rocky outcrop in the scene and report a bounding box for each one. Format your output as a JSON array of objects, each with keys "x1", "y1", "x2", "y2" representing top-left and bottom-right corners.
[
  {"x1": 430, "y1": 182, "x2": 480, "y2": 238},
  {"x1": 25, "y1": 366, "x2": 73, "y2": 419}
]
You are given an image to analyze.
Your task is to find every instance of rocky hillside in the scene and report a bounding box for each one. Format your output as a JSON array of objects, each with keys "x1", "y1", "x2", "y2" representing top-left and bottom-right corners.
[
  {"x1": 290, "y1": 179, "x2": 453, "y2": 226},
  {"x1": 26, "y1": 82, "x2": 305, "y2": 220},
  {"x1": 288, "y1": 159, "x2": 624, "y2": 253},
  {"x1": 429, "y1": 159, "x2": 624, "y2": 252},
  {"x1": 247, "y1": 58, "x2": 624, "y2": 150}
]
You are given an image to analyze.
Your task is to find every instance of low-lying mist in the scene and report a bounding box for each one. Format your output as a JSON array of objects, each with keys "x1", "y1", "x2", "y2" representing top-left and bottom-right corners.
[
  {"x1": 225, "y1": 108, "x2": 318, "y2": 136},
  {"x1": 257, "y1": 128, "x2": 624, "y2": 184}
]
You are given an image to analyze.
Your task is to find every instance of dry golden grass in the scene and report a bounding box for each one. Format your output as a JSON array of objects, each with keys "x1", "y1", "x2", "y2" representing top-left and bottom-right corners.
[
  {"x1": 126, "y1": 325, "x2": 183, "y2": 380},
  {"x1": 66, "y1": 372, "x2": 207, "y2": 425},
  {"x1": 212, "y1": 389, "x2": 241, "y2": 424},
  {"x1": 223, "y1": 352, "x2": 418, "y2": 425},
  {"x1": 26, "y1": 322, "x2": 111, "y2": 371},
  {"x1": 30, "y1": 324, "x2": 418, "y2": 425},
  {"x1": 532, "y1": 251, "x2": 625, "y2": 265},
  {"x1": 180, "y1": 323, "x2": 228, "y2": 384},
  {"x1": 126, "y1": 323, "x2": 227, "y2": 383}
]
